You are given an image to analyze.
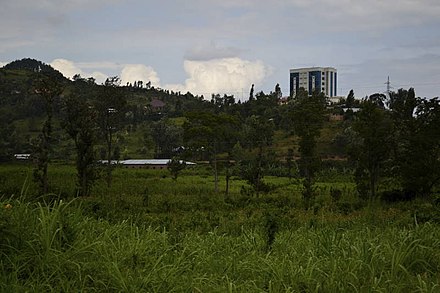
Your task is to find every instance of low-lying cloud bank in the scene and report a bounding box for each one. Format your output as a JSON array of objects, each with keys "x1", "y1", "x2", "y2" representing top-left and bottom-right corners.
[
  {"x1": 49, "y1": 57, "x2": 270, "y2": 98},
  {"x1": 50, "y1": 59, "x2": 109, "y2": 84}
]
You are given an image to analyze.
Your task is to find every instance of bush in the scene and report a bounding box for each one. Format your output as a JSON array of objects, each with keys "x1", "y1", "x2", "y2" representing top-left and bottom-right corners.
[{"x1": 380, "y1": 189, "x2": 416, "y2": 202}]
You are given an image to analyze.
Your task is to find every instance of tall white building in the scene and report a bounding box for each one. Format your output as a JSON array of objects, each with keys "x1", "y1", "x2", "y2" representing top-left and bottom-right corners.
[{"x1": 290, "y1": 67, "x2": 337, "y2": 97}]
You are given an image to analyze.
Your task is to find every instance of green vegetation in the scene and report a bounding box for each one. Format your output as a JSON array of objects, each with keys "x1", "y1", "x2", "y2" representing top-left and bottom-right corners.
[
  {"x1": 1, "y1": 164, "x2": 440, "y2": 291},
  {"x1": 1, "y1": 58, "x2": 440, "y2": 291}
]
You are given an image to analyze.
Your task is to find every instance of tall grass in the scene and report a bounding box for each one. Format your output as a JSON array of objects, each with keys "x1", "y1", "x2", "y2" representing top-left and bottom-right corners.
[
  {"x1": 1, "y1": 197, "x2": 440, "y2": 291},
  {"x1": 1, "y1": 164, "x2": 439, "y2": 291}
]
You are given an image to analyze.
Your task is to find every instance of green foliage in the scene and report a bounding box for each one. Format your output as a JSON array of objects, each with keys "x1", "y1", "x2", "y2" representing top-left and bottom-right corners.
[
  {"x1": 290, "y1": 89, "x2": 327, "y2": 205},
  {"x1": 346, "y1": 89, "x2": 355, "y2": 108},
  {"x1": 167, "y1": 157, "x2": 186, "y2": 180},
  {"x1": 1, "y1": 195, "x2": 440, "y2": 292},
  {"x1": 237, "y1": 115, "x2": 275, "y2": 195},
  {"x1": 184, "y1": 112, "x2": 239, "y2": 192},
  {"x1": 32, "y1": 77, "x2": 64, "y2": 195},
  {"x1": 93, "y1": 83, "x2": 127, "y2": 187},
  {"x1": 390, "y1": 89, "x2": 440, "y2": 198},
  {"x1": 151, "y1": 118, "x2": 183, "y2": 158},
  {"x1": 3, "y1": 58, "x2": 65, "y2": 81},
  {"x1": 61, "y1": 91, "x2": 98, "y2": 196},
  {"x1": 351, "y1": 97, "x2": 394, "y2": 199}
]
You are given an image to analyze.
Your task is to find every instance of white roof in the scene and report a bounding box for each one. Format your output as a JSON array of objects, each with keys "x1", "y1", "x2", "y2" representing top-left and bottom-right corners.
[{"x1": 120, "y1": 159, "x2": 195, "y2": 165}]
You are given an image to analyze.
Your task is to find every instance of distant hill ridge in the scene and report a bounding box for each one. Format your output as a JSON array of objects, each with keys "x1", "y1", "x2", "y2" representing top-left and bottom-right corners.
[{"x1": 3, "y1": 58, "x2": 65, "y2": 80}]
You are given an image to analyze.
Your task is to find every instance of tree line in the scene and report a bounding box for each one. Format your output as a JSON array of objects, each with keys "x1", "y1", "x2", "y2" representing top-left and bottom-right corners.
[{"x1": 1, "y1": 60, "x2": 439, "y2": 204}]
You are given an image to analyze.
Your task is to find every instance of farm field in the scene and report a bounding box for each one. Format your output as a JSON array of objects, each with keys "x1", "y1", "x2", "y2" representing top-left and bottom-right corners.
[{"x1": 1, "y1": 164, "x2": 440, "y2": 292}]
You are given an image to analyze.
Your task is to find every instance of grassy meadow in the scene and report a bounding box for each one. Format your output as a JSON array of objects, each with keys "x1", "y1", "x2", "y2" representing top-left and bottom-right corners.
[{"x1": 1, "y1": 163, "x2": 440, "y2": 292}]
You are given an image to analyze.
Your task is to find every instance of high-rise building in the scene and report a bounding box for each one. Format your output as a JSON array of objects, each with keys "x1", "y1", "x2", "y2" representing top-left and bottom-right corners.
[{"x1": 290, "y1": 67, "x2": 337, "y2": 97}]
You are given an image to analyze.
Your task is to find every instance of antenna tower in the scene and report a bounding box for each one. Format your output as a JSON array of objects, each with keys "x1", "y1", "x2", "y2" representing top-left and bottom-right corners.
[{"x1": 385, "y1": 76, "x2": 393, "y2": 95}]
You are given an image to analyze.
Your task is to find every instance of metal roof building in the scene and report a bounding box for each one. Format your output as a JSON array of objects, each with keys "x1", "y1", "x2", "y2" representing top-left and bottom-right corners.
[{"x1": 101, "y1": 159, "x2": 195, "y2": 169}]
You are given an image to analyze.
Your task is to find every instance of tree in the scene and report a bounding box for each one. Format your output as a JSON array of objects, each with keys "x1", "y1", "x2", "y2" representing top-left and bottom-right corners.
[
  {"x1": 61, "y1": 92, "x2": 98, "y2": 197},
  {"x1": 32, "y1": 76, "x2": 63, "y2": 194},
  {"x1": 351, "y1": 97, "x2": 393, "y2": 200},
  {"x1": 290, "y1": 89, "x2": 326, "y2": 206},
  {"x1": 389, "y1": 89, "x2": 440, "y2": 197},
  {"x1": 184, "y1": 112, "x2": 238, "y2": 193},
  {"x1": 0, "y1": 114, "x2": 18, "y2": 162},
  {"x1": 93, "y1": 80, "x2": 127, "y2": 187},
  {"x1": 275, "y1": 83, "x2": 282, "y2": 99},
  {"x1": 346, "y1": 89, "x2": 355, "y2": 108},
  {"x1": 167, "y1": 157, "x2": 186, "y2": 180},
  {"x1": 151, "y1": 119, "x2": 183, "y2": 158},
  {"x1": 249, "y1": 84, "x2": 254, "y2": 101},
  {"x1": 239, "y1": 115, "x2": 275, "y2": 195}
]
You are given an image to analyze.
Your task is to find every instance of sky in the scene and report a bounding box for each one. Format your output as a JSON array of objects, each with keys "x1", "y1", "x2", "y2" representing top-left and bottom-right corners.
[{"x1": 1, "y1": 0, "x2": 440, "y2": 100}]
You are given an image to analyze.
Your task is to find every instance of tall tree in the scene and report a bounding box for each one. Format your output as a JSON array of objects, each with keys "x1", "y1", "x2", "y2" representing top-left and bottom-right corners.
[
  {"x1": 32, "y1": 76, "x2": 63, "y2": 194},
  {"x1": 346, "y1": 89, "x2": 355, "y2": 108},
  {"x1": 290, "y1": 89, "x2": 326, "y2": 206},
  {"x1": 184, "y1": 112, "x2": 238, "y2": 193},
  {"x1": 62, "y1": 92, "x2": 98, "y2": 197},
  {"x1": 151, "y1": 118, "x2": 183, "y2": 158},
  {"x1": 389, "y1": 88, "x2": 440, "y2": 197},
  {"x1": 240, "y1": 115, "x2": 275, "y2": 195},
  {"x1": 351, "y1": 97, "x2": 393, "y2": 200},
  {"x1": 249, "y1": 84, "x2": 255, "y2": 101},
  {"x1": 94, "y1": 79, "x2": 126, "y2": 187},
  {"x1": 275, "y1": 83, "x2": 282, "y2": 99}
]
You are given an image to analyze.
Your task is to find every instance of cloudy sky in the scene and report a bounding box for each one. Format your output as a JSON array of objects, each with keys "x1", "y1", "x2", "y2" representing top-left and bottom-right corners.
[{"x1": 1, "y1": 0, "x2": 440, "y2": 100}]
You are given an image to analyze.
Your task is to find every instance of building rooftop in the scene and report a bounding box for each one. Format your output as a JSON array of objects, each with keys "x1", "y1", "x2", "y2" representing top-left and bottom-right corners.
[
  {"x1": 290, "y1": 67, "x2": 336, "y2": 72},
  {"x1": 100, "y1": 159, "x2": 196, "y2": 165}
]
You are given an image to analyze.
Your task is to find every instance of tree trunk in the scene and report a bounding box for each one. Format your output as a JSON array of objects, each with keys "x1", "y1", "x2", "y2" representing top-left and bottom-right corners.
[
  {"x1": 225, "y1": 163, "x2": 230, "y2": 198},
  {"x1": 106, "y1": 127, "x2": 113, "y2": 188},
  {"x1": 256, "y1": 145, "x2": 263, "y2": 197},
  {"x1": 213, "y1": 153, "x2": 218, "y2": 193}
]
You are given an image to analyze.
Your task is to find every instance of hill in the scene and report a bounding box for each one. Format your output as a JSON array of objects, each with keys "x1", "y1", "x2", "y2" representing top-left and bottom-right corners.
[{"x1": 0, "y1": 58, "x2": 348, "y2": 162}]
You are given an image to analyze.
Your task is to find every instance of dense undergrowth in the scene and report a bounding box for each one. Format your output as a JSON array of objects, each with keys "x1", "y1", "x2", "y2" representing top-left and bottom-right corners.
[{"x1": 1, "y1": 164, "x2": 440, "y2": 291}]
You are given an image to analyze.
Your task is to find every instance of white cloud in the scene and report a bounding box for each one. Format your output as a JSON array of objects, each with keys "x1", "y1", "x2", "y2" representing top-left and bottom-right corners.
[
  {"x1": 49, "y1": 57, "x2": 269, "y2": 99},
  {"x1": 50, "y1": 59, "x2": 161, "y2": 86},
  {"x1": 50, "y1": 59, "x2": 108, "y2": 84},
  {"x1": 165, "y1": 58, "x2": 271, "y2": 98},
  {"x1": 50, "y1": 59, "x2": 84, "y2": 79},
  {"x1": 120, "y1": 64, "x2": 160, "y2": 87},
  {"x1": 0, "y1": 61, "x2": 7, "y2": 67}
]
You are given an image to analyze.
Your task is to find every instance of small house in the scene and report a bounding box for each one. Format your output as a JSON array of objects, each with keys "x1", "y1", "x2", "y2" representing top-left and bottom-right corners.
[{"x1": 150, "y1": 99, "x2": 166, "y2": 112}]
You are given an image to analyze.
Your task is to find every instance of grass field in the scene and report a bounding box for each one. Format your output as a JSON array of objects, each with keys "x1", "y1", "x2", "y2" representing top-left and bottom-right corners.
[{"x1": 1, "y1": 164, "x2": 440, "y2": 291}]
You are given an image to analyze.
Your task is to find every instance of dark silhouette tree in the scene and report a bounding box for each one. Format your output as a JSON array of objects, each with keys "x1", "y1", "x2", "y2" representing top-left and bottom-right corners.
[
  {"x1": 184, "y1": 112, "x2": 238, "y2": 193},
  {"x1": 249, "y1": 84, "x2": 255, "y2": 101},
  {"x1": 94, "y1": 79, "x2": 126, "y2": 187},
  {"x1": 389, "y1": 88, "x2": 440, "y2": 198},
  {"x1": 32, "y1": 76, "x2": 63, "y2": 194},
  {"x1": 61, "y1": 92, "x2": 98, "y2": 197},
  {"x1": 239, "y1": 115, "x2": 275, "y2": 195},
  {"x1": 275, "y1": 83, "x2": 282, "y2": 99},
  {"x1": 351, "y1": 96, "x2": 393, "y2": 200},
  {"x1": 167, "y1": 157, "x2": 186, "y2": 180},
  {"x1": 346, "y1": 89, "x2": 355, "y2": 108},
  {"x1": 151, "y1": 118, "x2": 183, "y2": 158},
  {"x1": 290, "y1": 88, "x2": 326, "y2": 207}
]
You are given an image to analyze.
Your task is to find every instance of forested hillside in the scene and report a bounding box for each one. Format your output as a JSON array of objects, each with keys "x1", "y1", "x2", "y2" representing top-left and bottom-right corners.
[{"x1": 1, "y1": 58, "x2": 439, "y2": 201}]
